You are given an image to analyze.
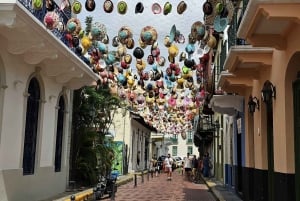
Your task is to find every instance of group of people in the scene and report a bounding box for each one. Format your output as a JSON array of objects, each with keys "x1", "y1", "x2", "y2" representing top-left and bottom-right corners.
[
  {"x1": 183, "y1": 152, "x2": 212, "y2": 180},
  {"x1": 149, "y1": 152, "x2": 212, "y2": 182}
]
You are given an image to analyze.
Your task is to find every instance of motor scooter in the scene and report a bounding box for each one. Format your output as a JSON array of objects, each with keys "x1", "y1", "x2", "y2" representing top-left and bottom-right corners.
[{"x1": 93, "y1": 173, "x2": 118, "y2": 200}]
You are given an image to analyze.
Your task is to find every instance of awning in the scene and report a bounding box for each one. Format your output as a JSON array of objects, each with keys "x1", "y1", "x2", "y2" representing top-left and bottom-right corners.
[{"x1": 209, "y1": 95, "x2": 244, "y2": 115}]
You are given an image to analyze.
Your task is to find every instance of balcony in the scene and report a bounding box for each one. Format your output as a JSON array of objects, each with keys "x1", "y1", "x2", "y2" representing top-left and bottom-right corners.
[
  {"x1": 186, "y1": 138, "x2": 193, "y2": 144},
  {"x1": 238, "y1": 0, "x2": 300, "y2": 50},
  {"x1": 227, "y1": 0, "x2": 249, "y2": 50},
  {"x1": 196, "y1": 114, "x2": 215, "y2": 134},
  {"x1": 0, "y1": 0, "x2": 99, "y2": 89}
]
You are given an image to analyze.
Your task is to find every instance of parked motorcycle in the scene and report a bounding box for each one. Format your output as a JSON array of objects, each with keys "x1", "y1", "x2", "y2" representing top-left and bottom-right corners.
[{"x1": 93, "y1": 173, "x2": 118, "y2": 200}]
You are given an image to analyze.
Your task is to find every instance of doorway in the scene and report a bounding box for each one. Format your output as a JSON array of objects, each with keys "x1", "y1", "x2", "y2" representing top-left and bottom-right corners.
[
  {"x1": 266, "y1": 103, "x2": 274, "y2": 201},
  {"x1": 293, "y1": 77, "x2": 300, "y2": 201},
  {"x1": 262, "y1": 80, "x2": 275, "y2": 201}
]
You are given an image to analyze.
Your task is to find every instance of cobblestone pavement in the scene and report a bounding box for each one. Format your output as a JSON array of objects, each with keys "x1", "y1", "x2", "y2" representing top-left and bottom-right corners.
[{"x1": 101, "y1": 171, "x2": 216, "y2": 201}]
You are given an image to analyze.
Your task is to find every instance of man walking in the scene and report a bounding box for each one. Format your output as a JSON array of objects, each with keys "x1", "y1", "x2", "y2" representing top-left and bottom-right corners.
[{"x1": 164, "y1": 153, "x2": 173, "y2": 180}]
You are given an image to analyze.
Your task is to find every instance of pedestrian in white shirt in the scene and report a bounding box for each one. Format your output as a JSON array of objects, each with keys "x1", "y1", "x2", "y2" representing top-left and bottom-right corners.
[
  {"x1": 164, "y1": 153, "x2": 173, "y2": 180},
  {"x1": 184, "y1": 153, "x2": 192, "y2": 181}
]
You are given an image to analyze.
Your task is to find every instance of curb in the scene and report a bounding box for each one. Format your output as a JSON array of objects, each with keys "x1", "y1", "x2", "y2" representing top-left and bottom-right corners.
[
  {"x1": 201, "y1": 175, "x2": 226, "y2": 201},
  {"x1": 53, "y1": 175, "x2": 134, "y2": 201},
  {"x1": 116, "y1": 175, "x2": 133, "y2": 186}
]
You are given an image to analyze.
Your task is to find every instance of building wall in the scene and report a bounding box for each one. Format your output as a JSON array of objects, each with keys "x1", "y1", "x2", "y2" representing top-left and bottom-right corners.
[
  {"x1": 246, "y1": 25, "x2": 300, "y2": 174},
  {"x1": 111, "y1": 111, "x2": 152, "y2": 173},
  {"x1": 221, "y1": 12, "x2": 300, "y2": 200},
  {"x1": 130, "y1": 119, "x2": 151, "y2": 172},
  {"x1": 168, "y1": 133, "x2": 199, "y2": 159},
  {"x1": 0, "y1": 45, "x2": 71, "y2": 201}
]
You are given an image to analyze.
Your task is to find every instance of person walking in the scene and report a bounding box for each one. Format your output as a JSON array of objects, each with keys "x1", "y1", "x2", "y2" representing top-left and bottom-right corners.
[
  {"x1": 203, "y1": 152, "x2": 212, "y2": 178},
  {"x1": 164, "y1": 153, "x2": 173, "y2": 180},
  {"x1": 153, "y1": 157, "x2": 159, "y2": 177},
  {"x1": 192, "y1": 155, "x2": 199, "y2": 182},
  {"x1": 184, "y1": 153, "x2": 192, "y2": 181},
  {"x1": 149, "y1": 157, "x2": 156, "y2": 177}
]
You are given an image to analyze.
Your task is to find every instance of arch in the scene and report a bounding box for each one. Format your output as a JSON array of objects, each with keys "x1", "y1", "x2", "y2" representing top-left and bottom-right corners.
[
  {"x1": 285, "y1": 52, "x2": 300, "y2": 171},
  {"x1": 22, "y1": 77, "x2": 41, "y2": 175},
  {"x1": 286, "y1": 51, "x2": 300, "y2": 201},
  {"x1": 54, "y1": 91, "x2": 68, "y2": 172},
  {"x1": 21, "y1": 69, "x2": 45, "y2": 175},
  {"x1": 54, "y1": 95, "x2": 66, "y2": 172}
]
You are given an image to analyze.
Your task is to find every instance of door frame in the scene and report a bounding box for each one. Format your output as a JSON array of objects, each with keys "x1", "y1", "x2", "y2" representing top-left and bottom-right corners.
[
  {"x1": 293, "y1": 77, "x2": 300, "y2": 201},
  {"x1": 266, "y1": 102, "x2": 274, "y2": 201}
]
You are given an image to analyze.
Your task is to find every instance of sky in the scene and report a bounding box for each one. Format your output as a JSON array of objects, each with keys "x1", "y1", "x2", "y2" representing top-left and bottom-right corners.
[
  {"x1": 68, "y1": 0, "x2": 210, "y2": 134},
  {"x1": 76, "y1": 0, "x2": 206, "y2": 73}
]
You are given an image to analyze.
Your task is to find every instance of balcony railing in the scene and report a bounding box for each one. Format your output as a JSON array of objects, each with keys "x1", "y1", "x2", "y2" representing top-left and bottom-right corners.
[
  {"x1": 197, "y1": 114, "x2": 216, "y2": 134},
  {"x1": 17, "y1": 0, "x2": 92, "y2": 67},
  {"x1": 227, "y1": 0, "x2": 249, "y2": 50},
  {"x1": 220, "y1": 42, "x2": 227, "y2": 73},
  {"x1": 19, "y1": 0, "x2": 70, "y2": 44}
]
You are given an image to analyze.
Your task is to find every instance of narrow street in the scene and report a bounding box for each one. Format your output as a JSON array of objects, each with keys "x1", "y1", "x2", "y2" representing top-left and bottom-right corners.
[{"x1": 102, "y1": 171, "x2": 216, "y2": 201}]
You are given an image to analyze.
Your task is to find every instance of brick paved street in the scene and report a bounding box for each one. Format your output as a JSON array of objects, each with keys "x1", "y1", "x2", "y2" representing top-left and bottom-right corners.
[{"x1": 101, "y1": 171, "x2": 216, "y2": 201}]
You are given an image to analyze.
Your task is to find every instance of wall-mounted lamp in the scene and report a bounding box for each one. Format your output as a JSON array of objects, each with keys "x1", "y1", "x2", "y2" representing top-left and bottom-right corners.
[
  {"x1": 261, "y1": 80, "x2": 276, "y2": 104},
  {"x1": 248, "y1": 95, "x2": 259, "y2": 114}
]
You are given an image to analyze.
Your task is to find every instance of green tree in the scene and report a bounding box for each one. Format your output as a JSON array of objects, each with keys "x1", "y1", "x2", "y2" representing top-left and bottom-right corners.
[{"x1": 70, "y1": 83, "x2": 121, "y2": 186}]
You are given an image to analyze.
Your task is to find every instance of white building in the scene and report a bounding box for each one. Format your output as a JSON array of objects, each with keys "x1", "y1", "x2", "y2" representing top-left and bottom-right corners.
[
  {"x1": 150, "y1": 132, "x2": 199, "y2": 160},
  {"x1": 0, "y1": 1, "x2": 98, "y2": 201},
  {"x1": 110, "y1": 110, "x2": 154, "y2": 174}
]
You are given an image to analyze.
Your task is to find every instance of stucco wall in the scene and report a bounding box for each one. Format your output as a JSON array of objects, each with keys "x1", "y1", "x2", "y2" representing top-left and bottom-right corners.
[
  {"x1": 0, "y1": 45, "x2": 71, "y2": 200},
  {"x1": 246, "y1": 25, "x2": 300, "y2": 173},
  {"x1": 111, "y1": 111, "x2": 152, "y2": 173},
  {"x1": 3, "y1": 167, "x2": 67, "y2": 201}
]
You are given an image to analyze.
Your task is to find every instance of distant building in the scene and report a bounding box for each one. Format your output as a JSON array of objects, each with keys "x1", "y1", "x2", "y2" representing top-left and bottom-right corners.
[
  {"x1": 150, "y1": 132, "x2": 199, "y2": 159},
  {"x1": 110, "y1": 110, "x2": 156, "y2": 174}
]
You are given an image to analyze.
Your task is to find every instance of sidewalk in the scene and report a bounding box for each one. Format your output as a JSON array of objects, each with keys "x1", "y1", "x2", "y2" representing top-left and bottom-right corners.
[
  {"x1": 201, "y1": 175, "x2": 242, "y2": 201},
  {"x1": 42, "y1": 173, "x2": 134, "y2": 201}
]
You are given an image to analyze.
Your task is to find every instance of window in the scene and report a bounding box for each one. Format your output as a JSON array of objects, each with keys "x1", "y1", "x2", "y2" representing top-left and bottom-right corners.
[
  {"x1": 23, "y1": 77, "x2": 40, "y2": 175},
  {"x1": 187, "y1": 146, "x2": 193, "y2": 155},
  {"x1": 187, "y1": 132, "x2": 193, "y2": 140},
  {"x1": 55, "y1": 96, "x2": 65, "y2": 172},
  {"x1": 172, "y1": 146, "x2": 177, "y2": 156},
  {"x1": 171, "y1": 134, "x2": 178, "y2": 143},
  {"x1": 187, "y1": 132, "x2": 193, "y2": 143}
]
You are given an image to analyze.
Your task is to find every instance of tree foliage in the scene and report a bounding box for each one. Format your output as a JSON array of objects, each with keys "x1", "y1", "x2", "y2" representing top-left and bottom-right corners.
[{"x1": 70, "y1": 83, "x2": 121, "y2": 186}]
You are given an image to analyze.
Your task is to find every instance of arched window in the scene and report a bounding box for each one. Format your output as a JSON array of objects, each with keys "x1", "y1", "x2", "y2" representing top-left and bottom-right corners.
[
  {"x1": 23, "y1": 77, "x2": 40, "y2": 175},
  {"x1": 55, "y1": 96, "x2": 65, "y2": 172}
]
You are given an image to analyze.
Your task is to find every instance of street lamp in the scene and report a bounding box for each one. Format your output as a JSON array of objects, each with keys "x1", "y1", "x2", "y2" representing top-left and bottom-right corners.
[
  {"x1": 261, "y1": 80, "x2": 276, "y2": 104},
  {"x1": 248, "y1": 95, "x2": 259, "y2": 114}
]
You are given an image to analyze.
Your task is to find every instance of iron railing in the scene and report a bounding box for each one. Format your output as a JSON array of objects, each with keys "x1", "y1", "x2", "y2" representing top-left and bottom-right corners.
[
  {"x1": 227, "y1": 0, "x2": 249, "y2": 50},
  {"x1": 220, "y1": 42, "x2": 227, "y2": 72},
  {"x1": 17, "y1": 0, "x2": 94, "y2": 67},
  {"x1": 19, "y1": 0, "x2": 70, "y2": 44}
]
